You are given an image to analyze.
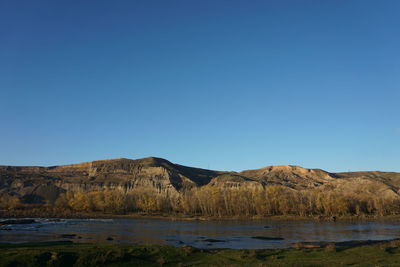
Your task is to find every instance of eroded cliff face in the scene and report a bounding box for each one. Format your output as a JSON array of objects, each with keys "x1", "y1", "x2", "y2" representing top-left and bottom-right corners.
[
  {"x1": 207, "y1": 173, "x2": 264, "y2": 190},
  {"x1": 1, "y1": 157, "x2": 399, "y2": 204},
  {"x1": 53, "y1": 164, "x2": 182, "y2": 195},
  {"x1": 240, "y1": 165, "x2": 336, "y2": 189},
  {"x1": 0, "y1": 158, "x2": 221, "y2": 203}
]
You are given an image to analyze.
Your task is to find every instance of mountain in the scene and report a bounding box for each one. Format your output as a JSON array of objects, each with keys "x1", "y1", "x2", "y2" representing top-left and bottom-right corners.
[{"x1": 0, "y1": 157, "x2": 399, "y2": 204}]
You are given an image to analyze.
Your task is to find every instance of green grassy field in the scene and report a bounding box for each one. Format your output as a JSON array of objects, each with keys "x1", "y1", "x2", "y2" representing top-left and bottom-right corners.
[{"x1": 1, "y1": 240, "x2": 400, "y2": 267}]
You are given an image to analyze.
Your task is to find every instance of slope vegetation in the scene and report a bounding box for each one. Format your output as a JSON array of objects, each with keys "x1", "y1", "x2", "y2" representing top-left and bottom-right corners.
[{"x1": 1, "y1": 157, "x2": 399, "y2": 217}]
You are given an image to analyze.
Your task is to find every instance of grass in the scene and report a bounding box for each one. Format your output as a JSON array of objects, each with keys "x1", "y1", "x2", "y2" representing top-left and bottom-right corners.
[{"x1": 1, "y1": 240, "x2": 400, "y2": 266}]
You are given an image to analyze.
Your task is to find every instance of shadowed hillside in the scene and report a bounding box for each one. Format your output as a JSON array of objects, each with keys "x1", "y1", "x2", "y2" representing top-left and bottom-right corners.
[{"x1": 0, "y1": 157, "x2": 222, "y2": 203}]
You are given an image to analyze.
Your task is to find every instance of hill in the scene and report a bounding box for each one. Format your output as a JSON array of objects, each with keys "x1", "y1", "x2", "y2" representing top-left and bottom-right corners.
[
  {"x1": 0, "y1": 157, "x2": 222, "y2": 203},
  {"x1": 1, "y1": 157, "x2": 399, "y2": 217}
]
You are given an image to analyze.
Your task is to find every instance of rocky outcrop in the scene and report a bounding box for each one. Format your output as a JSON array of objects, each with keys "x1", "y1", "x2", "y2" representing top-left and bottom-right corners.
[
  {"x1": 240, "y1": 165, "x2": 335, "y2": 189},
  {"x1": 207, "y1": 173, "x2": 264, "y2": 190}
]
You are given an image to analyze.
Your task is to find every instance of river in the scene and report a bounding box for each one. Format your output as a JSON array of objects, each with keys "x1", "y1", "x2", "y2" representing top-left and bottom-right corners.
[{"x1": 1, "y1": 218, "x2": 400, "y2": 249}]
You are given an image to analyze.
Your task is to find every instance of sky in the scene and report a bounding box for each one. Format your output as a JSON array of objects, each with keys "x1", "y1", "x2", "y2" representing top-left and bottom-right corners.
[{"x1": 0, "y1": 0, "x2": 399, "y2": 172}]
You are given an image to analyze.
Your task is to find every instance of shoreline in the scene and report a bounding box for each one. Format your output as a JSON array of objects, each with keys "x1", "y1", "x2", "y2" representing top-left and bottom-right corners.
[{"x1": 2, "y1": 211, "x2": 400, "y2": 222}]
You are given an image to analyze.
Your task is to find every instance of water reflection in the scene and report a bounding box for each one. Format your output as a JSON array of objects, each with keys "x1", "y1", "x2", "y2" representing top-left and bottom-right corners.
[{"x1": 1, "y1": 218, "x2": 400, "y2": 249}]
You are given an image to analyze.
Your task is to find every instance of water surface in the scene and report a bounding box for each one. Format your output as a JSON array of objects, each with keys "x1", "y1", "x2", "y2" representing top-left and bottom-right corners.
[{"x1": 1, "y1": 218, "x2": 400, "y2": 249}]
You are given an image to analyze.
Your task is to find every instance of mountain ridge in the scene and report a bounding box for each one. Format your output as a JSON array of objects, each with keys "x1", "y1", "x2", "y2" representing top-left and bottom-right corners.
[{"x1": 1, "y1": 157, "x2": 396, "y2": 174}]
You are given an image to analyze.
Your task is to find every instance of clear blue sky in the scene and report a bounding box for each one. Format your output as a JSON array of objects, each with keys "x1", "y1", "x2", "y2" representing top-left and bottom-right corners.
[{"x1": 1, "y1": 0, "x2": 399, "y2": 172}]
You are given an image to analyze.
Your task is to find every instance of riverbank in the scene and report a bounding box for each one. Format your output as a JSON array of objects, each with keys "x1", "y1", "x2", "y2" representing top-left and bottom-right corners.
[
  {"x1": 2, "y1": 209, "x2": 400, "y2": 222},
  {"x1": 1, "y1": 239, "x2": 400, "y2": 266}
]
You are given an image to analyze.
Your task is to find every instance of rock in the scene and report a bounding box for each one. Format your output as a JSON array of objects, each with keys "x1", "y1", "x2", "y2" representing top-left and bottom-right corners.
[
  {"x1": 325, "y1": 243, "x2": 337, "y2": 252},
  {"x1": 251, "y1": 236, "x2": 284, "y2": 241},
  {"x1": 291, "y1": 242, "x2": 323, "y2": 249},
  {"x1": 181, "y1": 245, "x2": 197, "y2": 254}
]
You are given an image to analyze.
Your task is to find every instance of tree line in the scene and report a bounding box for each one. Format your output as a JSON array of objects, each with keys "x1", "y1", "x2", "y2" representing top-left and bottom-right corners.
[{"x1": 2, "y1": 185, "x2": 398, "y2": 217}]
